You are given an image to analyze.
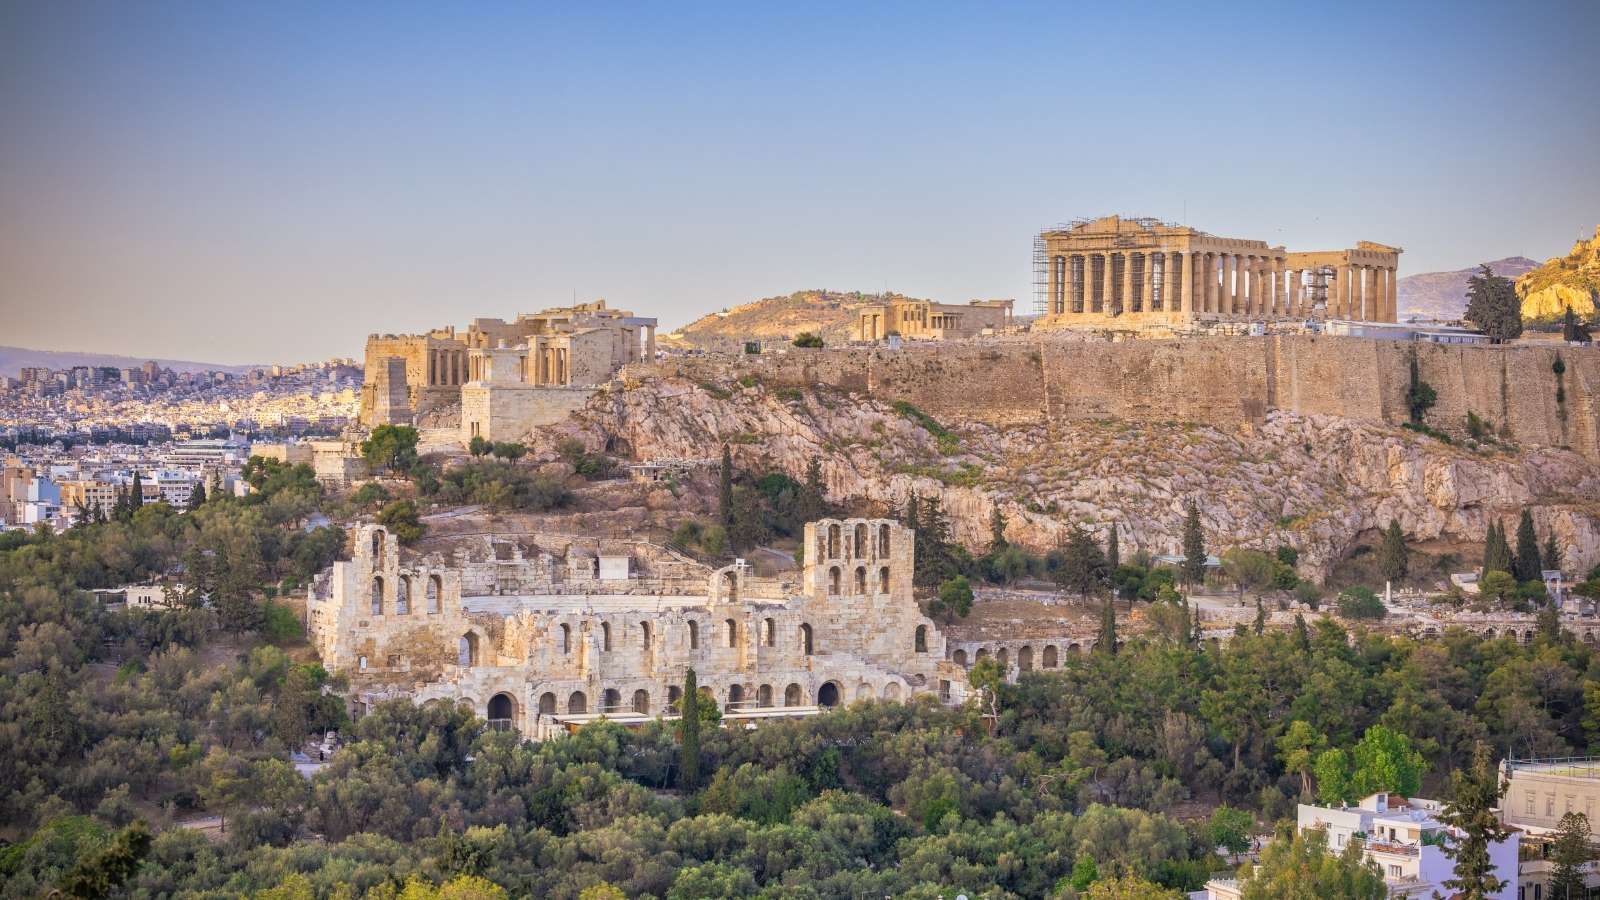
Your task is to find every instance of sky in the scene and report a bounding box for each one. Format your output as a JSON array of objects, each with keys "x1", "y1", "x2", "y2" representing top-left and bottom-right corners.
[{"x1": 2, "y1": 1, "x2": 1599, "y2": 365}]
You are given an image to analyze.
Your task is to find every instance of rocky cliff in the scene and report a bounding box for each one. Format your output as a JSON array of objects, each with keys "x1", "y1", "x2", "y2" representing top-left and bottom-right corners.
[
  {"x1": 1398, "y1": 257, "x2": 1538, "y2": 321},
  {"x1": 539, "y1": 371, "x2": 1600, "y2": 580},
  {"x1": 1516, "y1": 225, "x2": 1600, "y2": 322}
]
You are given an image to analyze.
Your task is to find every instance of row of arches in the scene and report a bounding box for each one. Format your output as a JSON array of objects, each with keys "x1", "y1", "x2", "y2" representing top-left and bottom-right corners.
[
  {"x1": 826, "y1": 564, "x2": 889, "y2": 596},
  {"x1": 370, "y1": 574, "x2": 442, "y2": 617},
  {"x1": 518, "y1": 677, "x2": 866, "y2": 720},
  {"x1": 950, "y1": 641, "x2": 1087, "y2": 671},
  {"x1": 548, "y1": 618, "x2": 817, "y2": 656},
  {"x1": 822, "y1": 521, "x2": 893, "y2": 561}
]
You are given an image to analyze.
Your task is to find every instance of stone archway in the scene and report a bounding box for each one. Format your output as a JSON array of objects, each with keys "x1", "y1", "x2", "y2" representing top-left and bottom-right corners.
[
  {"x1": 817, "y1": 681, "x2": 842, "y2": 708},
  {"x1": 487, "y1": 693, "x2": 516, "y2": 731}
]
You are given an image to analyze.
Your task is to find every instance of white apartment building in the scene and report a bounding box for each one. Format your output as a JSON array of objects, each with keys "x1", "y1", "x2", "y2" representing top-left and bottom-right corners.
[{"x1": 1204, "y1": 792, "x2": 1519, "y2": 900}]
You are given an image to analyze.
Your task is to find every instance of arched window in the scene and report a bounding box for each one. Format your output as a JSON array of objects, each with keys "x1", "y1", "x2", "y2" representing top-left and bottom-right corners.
[
  {"x1": 828, "y1": 567, "x2": 841, "y2": 595},
  {"x1": 817, "y1": 682, "x2": 841, "y2": 707},
  {"x1": 602, "y1": 622, "x2": 612, "y2": 651},
  {"x1": 358, "y1": 655, "x2": 368, "y2": 672},
  {"x1": 567, "y1": 691, "x2": 587, "y2": 714},
  {"x1": 952, "y1": 648, "x2": 968, "y2": 666},
  {"x1": 372, "y1": 529, "x2": 385, "y2": 559},
  {"x1": 763, "y1": 618, "x2": 775, "y2": 647},
  {"x1": 879, "y1": 524, "x2": 890, "y2": 555},
  {"x1": 459, "y1": 633, "x2": 479, "y2": 667},
  {"x1": 1042, "y1": 645, "x2": 1058, "y2": 668},
  {"x1": 914, "y1": 625, "x2": 928, "y2": 653},
  {"x1": 487, "y1": 693, "x2": 515, "y2": 730},
  {"x1": 854, "y1": 523, "x2": 866, "y2": 557},
  {"x1": 854, "y1": 566, "x2": 866, "y2": 594},
  {"x1": 784, "y1": 683, "x2": 803, "y2": 707},
  {"x1": 632, "y1": 689, "x2": 650, "y2": 714},
  {"x1": 370, "y1": 576, "x2": 384, "y2": 616},
  {"x1": 976, "y1": 647, "x2": 990, "y2": 661},
  {"x1": 688, "y1": 620, "x2": 699, "y2": 650},
  {"x1": 728, "y1": 684, "x2": 744, "y2": 708},
  {"x1": 721, "y1": 569, "x2": 738, "y2": 601},
  {"x1": 427, "y1": 575, "x2": 441, "y2": 614},
  {"x1": 603, "y1": 688, "x2": 621, "y2": 712},
  {"x1": 758, "y1": 684, "x2": 773, "y2": 707},
  {"x1": 800, "y1": 623, "x2": 814, "y2": 655},
  {"x1": 827, "y1": 523, "x2": 840, "y2": 557},
  {"x1": 879, "y1": 566, "x2": 890, "y2": 594},
  {"x1": 668, "y1": 685, "x2": 682, "y2": 713},
  {"x1": 538, "y1": 692, "x2": 556, "y2": 715},
  {"x1": 395, "y1": 577, "x2": 410, "y2": 615},
  {"x1": 725, "y1": 618, "x2": 737, "y2": 648},
  {"x1": 1018, "y1": 645, "x2": 1033, "y2": 671},
  {"x1": 997, "y1": 647, "x2": 1009, "y2": 669},
  {"x1": 560, "y1": 623, "x2": 571, "y2": 654}
]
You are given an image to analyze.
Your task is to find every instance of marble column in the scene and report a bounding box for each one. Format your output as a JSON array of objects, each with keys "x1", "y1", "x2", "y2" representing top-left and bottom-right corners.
[
  {"x1": 1270, "y1": 259, "x2": 1283, "y2": 317},
  {"x1": 1100, "y1": 254, "x2": 1114, "y2": 313},
  {"x1": 1178, "y1": 252, "x2": 1192, "y2": 315},
  {"x1": 1363, "y1": 266, "x2": 1378, "y2": 320},
  {"x1": 1047, "y1": 257, "x2": 1061, "y2": 315},
  {"x1": 1144, "y1": 253, "x2": 1157, "y2": 311},
  {"x1": 1207, "y1": 253, "x2": 1219, "y2": 313},
  {"x1": 646, "y1": 324, "x2": 657, "y2": 361},
  {"x1": 1227, "y1": 254, "x2": 1240, "y2": 315},
  {"x1": 1288, "y1": 269, "x2": 1301, "y2": 317},
  {"x1": 1342, "y1": 265, "x2": 1357, "y2": 319},
  {"x1": 1120, "y1": 253, "x2": 1133, "y2": 314},
  {"x1": 1385, "y1": 266, "x2": 1398, "y2": 322}
]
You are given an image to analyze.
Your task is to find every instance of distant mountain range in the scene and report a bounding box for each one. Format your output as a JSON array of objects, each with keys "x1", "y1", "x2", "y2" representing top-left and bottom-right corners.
[
  {"x1": 0, "y1": 346, "x2": 260, "y2": 379},
  {"x1": 1398, "y1": 257, "x2": 1539, "y2": 321}
]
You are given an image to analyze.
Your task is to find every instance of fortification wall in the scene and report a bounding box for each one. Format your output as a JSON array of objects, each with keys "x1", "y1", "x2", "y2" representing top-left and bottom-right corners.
[{"x1": 643, "y1": 336, "x2": 1600, "y2": 459}]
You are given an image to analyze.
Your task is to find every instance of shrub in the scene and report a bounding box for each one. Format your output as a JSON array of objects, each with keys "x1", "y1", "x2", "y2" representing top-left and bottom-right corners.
[{"x1": 1336, "y1": 586, "x2": 1386, "y2": 619}]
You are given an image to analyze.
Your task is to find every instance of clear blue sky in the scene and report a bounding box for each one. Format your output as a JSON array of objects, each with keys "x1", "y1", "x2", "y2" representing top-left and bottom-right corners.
[{"x1": 3, "y1": 1, "x2": 1598, "y2": 363}]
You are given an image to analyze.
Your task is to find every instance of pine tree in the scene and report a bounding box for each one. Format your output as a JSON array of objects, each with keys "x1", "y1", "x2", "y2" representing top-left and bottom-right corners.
[
  {"x1": 129, "y1": 472, "x2": 145, "y2": 511},
  {"x1": 1253, "y1": 598, "x2": 1266, "y2": 635},
  {"x1": 1379, "y1": 518, "x2": 1409, "y2": 583},
  {"x1": 1464, "y1": 264, "x2": 1523, "y2": 344},
  {"x1": 680, "y1": 668, "x2": 701, "y2": 790},
  {"x1": 1514, "y1": 509, "x2": 1542, "y2": 582},
  {"x1": 1105, "y1": 523, "x2": 1119, "y2": 570},
  {"x1": 988, "y1": 506, "x2": 1008, "y2": 555},
  {"x1": 718, "y1": 444, "x2": 734, "y2": 532},
  {"x1": 1055, "y1": 523, "x2": 1109, "y2": 600},
  {"x1": 1438, "y1": 742, "x2": 1510, "y2": 899},
  {"x1": 1551, "y1": 811, "x2": 1590, "y2": 899},
  {"x1": 1182, "y1": 501, "x2": 1207, "y2": 588},
  {"x1": 187, "y1": 480, "x2": 207, "y2": 511},
  {"x1": 1098, "y1": 598, "x2": 1117, "y2": 655}
]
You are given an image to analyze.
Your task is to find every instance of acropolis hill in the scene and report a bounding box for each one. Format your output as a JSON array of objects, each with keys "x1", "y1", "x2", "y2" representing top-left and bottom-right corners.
[{"x1": 646, "y1": 335, "x2": 1600, "y2": 462}]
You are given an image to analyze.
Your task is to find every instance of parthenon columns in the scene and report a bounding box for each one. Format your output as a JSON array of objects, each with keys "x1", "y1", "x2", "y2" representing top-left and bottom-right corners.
[
  {"x1": 1179, "y1": 252, "x2": 1194, "y2": 314},
  {"x1": 1100, "y1": 254, "x2": 1113, "y2": 313},
  {"x1": 1120, "y1": 253, "x2": 1133, "y2": 314}
]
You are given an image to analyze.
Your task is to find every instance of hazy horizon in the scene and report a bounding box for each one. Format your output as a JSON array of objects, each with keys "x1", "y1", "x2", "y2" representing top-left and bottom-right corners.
[{"x1": 3, "y1": 1, "x2": 1599, "y2": 365}]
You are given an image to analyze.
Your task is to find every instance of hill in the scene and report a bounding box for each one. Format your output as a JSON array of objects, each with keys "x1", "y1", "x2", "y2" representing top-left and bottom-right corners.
[
  {"x1": 663, "y1": 289, "x2": 927, "y2": 350},
  {"x1": 1398, "y1": 257, "x2": 1538, "y2": 321},
  {"x1": 1515, "y1": 225, "x2": 1600, "y2": 322},
  {"x1": 0, "y1": 345, "x2": 259, "y2": 378}
]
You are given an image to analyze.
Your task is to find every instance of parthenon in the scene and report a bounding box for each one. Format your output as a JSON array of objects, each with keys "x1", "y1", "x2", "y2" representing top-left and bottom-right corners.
[{"x1": 1035, "y1": 215, "x2": 1401, "y2": 329}]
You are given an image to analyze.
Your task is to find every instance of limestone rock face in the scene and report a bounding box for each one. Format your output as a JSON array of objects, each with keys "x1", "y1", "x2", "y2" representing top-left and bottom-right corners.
[
  {"x1": 1516, "y1": 225, "x2": 1600, "y2": 321},
  {"x1": 540, "y1": 375, "x2": 1600, "y2": 580},
  {"x1": 1521, "y1": 283, "x2": 1596, "y2": 321}
]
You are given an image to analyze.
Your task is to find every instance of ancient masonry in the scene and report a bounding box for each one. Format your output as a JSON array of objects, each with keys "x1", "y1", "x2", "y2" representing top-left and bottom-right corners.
[
  {"x1": 1035, "y1": 215, "x2": 1401, "y2": 327},
  {"x1": 852, "y1": 297, "x2": 1014, "y2": 342},
  {"x1": 358, "y1": 300, "x2": 658, "y2": 443},
  {"x1": 308, "y1": 519, "x2": 966, "y2": 738}
]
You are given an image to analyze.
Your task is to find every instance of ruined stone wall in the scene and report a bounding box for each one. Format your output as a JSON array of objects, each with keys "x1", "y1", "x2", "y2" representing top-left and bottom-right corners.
[
  {"x1": 644, "y1": 336, "x2": 1600, "y2": 459},
  {"x1": 461, "y1": 384, "x2": 599, "y2": 443}
]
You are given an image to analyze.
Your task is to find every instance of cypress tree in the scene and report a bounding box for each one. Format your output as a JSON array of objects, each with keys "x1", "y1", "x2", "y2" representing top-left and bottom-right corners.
[
  {"x1": 129, "y1": 472, "x2": 145, "y2": 511},
  {"x1": 1438, "y1": 742, "x2": 1511, "y2": 897},
  {"x1": 1514, "y1": 509, "x2": 1542, "y2": 582},
  {"x1": 680, "y1": 668, "x2": 701, "y2": 790},
  {"x1": 800, "y1": 457, "x2": 826, "y2": 523},
  {"x1": 1253, "y1": 598, "x2": 1266, "y2": 635},
  {"x1": 1482, "y1": 521, "x2": 1513, "y2": 576},
  {"x1": 1379, "y1": 519, "x2": 1409, "y2": 583},
  {"x1": 1098, "y1": 598, "x2": 1117, "y2": 655},
  {"x1": 187, "y1": 480, "x2": 207, "y2": 511},
  {"x1": 718, "y1": 444, "x2": 734, "y2": 532},
  {"x1": 1182, "y1": 500, "x2": 1207, "y2": 588},
  {"x1": 1542, "y1": 533, "x2": 1562, "y2": 573},
  {"x1": 988, "y1": 506, "x2": 1008, "y2": 555},
  {"x1": 1294, "y1": 613, "x2": 1311, "y2": 653},
  {"x1": 1106, "y1": 523, "x2": 1119, "y2": 570}
]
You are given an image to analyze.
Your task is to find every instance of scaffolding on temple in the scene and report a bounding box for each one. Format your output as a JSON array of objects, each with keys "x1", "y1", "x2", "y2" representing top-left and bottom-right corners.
[{"x1": 1033, "y1": 216, "x2": 1209, "y2": 317}]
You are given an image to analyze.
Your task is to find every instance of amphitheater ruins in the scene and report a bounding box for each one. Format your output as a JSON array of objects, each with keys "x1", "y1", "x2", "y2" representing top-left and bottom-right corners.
[
  {"x1": 308, "y1": 518, "x2": 967, "y2": 739},
  {"x1": 1035, "y1": 215, "x2": 1402, "y2": 328}
]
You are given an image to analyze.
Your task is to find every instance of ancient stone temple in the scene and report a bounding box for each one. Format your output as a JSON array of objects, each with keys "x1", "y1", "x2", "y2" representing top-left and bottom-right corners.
[
  {"x1": 852, "y1": 297, "x2": 1014, "y2": 342},
  {"x1": 1035, "y1": 216, "x2": 1401, "y2": 328},
  {"x1": 307, "y1": 518, "x2": 965, "y2": 738},
  {"x1": 358, "y1": 300, "x2": 658, "y2": 430}
]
